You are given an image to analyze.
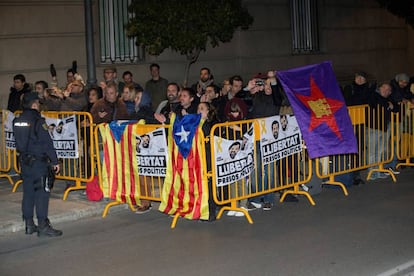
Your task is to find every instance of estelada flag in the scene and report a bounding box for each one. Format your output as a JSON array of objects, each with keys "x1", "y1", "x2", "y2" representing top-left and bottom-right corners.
[
  {"x1": 159, "y1": 113, "x2": 209, "y2": 220},
  {"x1": 98, "y1": 121, "x2": 141, "y2": 206},
  {"x1": 277, "y1": 61, "x2": 357, "y2": 158}
]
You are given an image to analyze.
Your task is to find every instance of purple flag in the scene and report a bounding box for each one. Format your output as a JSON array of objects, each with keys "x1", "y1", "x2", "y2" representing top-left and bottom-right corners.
[{"x1": 277, "y1": 61, "x2": 357, "y2": 158}]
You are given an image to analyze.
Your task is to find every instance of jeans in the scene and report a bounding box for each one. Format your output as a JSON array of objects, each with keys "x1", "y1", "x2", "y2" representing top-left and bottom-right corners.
[
  {"x1": 384, "y1": 122, "x2": 401, "y2": 169},
  {"x1": 366, "y1": 127, "x2": 386, "y2": 169},
  {"x1": 249, "y1": 149, "x2": 275, "y2": 204}
]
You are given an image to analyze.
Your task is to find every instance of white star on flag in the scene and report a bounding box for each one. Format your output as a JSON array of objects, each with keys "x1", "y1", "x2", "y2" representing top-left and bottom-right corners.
[{"x1": 175, "y1": 125, "x2": 190, "y2": 143}]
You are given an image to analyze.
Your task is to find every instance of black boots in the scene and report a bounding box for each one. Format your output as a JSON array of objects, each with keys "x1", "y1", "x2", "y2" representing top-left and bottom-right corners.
[
  {"x1": 37, "y1": 218, "x2": 63, "y2": 237},
  {"x1": 25, "y1": 219, "x2": 38, "y2": 235},
  {"x1": 24, "y1": 218, "x2": 62, "y2": 237}
]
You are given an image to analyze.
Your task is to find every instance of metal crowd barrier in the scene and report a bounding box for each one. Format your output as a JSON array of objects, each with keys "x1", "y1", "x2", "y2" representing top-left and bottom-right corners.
[
  {"x1": 396, "y1": 102, "x2": 414, "y2": 168},
  {"x1": 356, "y1": 104, "x2": 396, "y2": 181},
  {"x1": 95, "y1": 117, "x2": 314, "y2": 225},
  {"x1": 3, "y1": 104, "x2": 409, "y2": 225},
  {"x1": 95, "y1": 122, "x2": 167, "y2": 218},
  {"x1": 10, "y1": 111, "x2": 94, "y2": 199},
  {"x1": 210, "y1": 118, "x2": 313, "y2": 224},
  {"x1": 315, "y1": 104, "x2": 398, "y2": 194}
]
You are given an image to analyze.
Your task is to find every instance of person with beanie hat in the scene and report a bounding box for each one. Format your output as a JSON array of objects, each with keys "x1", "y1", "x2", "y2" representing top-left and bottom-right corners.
[
  {"x1": 355, "y1": 71, "x2": 368, "y2": 80},
  {"x1": 390, "y1": 73, "x2": 413, "y2": 103},
  {"x1": 343, "y1": 71, "x2": 375, "y2": 106},
  {"x1": 385, "y1": 73, "x2": 412, "y2": 176},
  {"x1": 395, "y1": 73, "x2": 410, "y2": 83}
]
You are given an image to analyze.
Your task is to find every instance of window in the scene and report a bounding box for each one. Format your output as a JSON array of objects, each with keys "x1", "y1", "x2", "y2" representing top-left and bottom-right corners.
[
  {"x1": 99, "y1": 0, "x2": 144, "y2": 63},
  {"x1": 290, "y1": 0, "x2": 320, "y2": 54}
]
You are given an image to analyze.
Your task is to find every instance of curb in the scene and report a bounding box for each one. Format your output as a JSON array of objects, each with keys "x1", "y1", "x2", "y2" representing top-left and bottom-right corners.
[{"x1": 0, "y1": 200, "x2": 129, "y2": 235}]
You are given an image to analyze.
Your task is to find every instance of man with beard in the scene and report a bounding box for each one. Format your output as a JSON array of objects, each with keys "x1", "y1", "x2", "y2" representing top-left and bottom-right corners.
[
  {"x1": 228, "y1": 141, "x2": 241, "y2": 160},
  {"x1": 156, "y1": 82, "x2": 181, "y2": 118},
  {"x1": 280, "y1": 114, "x2": 288, "y2": 131},
  {"x1": 272, "y1": 120, "x2": 280, "y2": 140},
  {"x1": 141, "y1": 134, "x2": 150, "y2": 149},
  {"x1": 54, "y1": 121, "x2": 65, "y2": 138},
  {"x1": 155, "y1": 87, "x2": 197, "y2": 123},
  {"x1": 191, "y1": 67, "x2": 217, "y2": 100}
]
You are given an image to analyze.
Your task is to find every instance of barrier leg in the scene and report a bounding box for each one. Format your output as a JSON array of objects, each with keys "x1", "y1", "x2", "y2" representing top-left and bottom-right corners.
[
  {"x1": 62, "y1": 180, "x2": 86, "y2": 200},
  {"x1": 12, "y1": 179, "x2": 23, "y2": 192},
  {"x1": 170, "y1": 213, "x2": 180, "y2": 229},
  {"x1": 215, "y1": 200, "x2": 253, "y2": 224},
  {"x1": 280, "y1": 186, "x2": 316, "y2": 205},
  {"x1": 102, "y1": 201, "x2": 125, "y2": 218},
  {"x1": 366, "y1": 169, "x2": 376, "y2": 181},
  {"x1": 396, "y1": 158, "x2": 414, "y2": 169},
  {"x1": 377, "y1": 164, "x2": 397, "y2": 183},
  {"x1": 367, "y1": 167, "x2": 396, "y2": 182},
  {"x1": 321, "y1": 175, "x2": 349, "y2": 196}
]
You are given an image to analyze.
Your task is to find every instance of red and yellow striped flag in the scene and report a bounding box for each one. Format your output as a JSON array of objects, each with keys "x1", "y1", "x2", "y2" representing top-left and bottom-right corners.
[
  {"x1": 159, "y1": 113, "x2": 209, "y2": 220},
  {"x1": 99, "y1": 122, "x2": 140, "y2": 206}
]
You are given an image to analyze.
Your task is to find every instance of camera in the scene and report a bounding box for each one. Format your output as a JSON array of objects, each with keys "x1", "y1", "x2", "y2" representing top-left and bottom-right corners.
[
  {"x1": 255, "y1": 80, "x2": 265, "y2": 86},
  {"x1": 46, "y1": 88, "x2": 60, "y2": 98}
]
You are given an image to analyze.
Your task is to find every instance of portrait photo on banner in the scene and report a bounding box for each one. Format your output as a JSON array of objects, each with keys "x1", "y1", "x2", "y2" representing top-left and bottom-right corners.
[
  {"x1": 44, "y1": 115, "x2": 78, "y2": 159},
  {"x1": 213, "y1": 127, "x2": 255, "y2": 187},
  {"x1": 4, "y1": 110, "x2": 16, "y2": 149},
  {"x1": 259, "y1": 114, "x2": 302, "y2": 165},
  {"x1": 135, "y1": 127, "x2": 168, "y2": 177}
]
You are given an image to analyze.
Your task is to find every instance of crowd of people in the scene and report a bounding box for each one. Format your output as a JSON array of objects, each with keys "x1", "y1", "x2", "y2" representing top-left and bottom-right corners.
[
  {"x1": 7, "y1": 64, "x2": 414, "y2": 222},
  {"x1": 7, "y1": 65, "x2": 288, "y2": 124},
  {"x1": 343, "y1": 72, "x2": 414, "y2": 182}
]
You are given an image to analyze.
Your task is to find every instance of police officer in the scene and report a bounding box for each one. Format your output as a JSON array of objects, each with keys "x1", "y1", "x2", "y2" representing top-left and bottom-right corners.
[{"x1": 13, "y1": 92, "x2": 62, "y2": 237}]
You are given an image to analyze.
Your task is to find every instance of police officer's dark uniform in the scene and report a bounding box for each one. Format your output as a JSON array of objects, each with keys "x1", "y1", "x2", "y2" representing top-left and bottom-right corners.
[{"x1": 13, "y1": 92, "x2": 62, "y2": 237}]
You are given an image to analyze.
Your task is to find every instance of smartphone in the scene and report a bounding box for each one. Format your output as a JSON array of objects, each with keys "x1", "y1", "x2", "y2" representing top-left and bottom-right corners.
[{"x1": 255, "y1": 80, "x2": 265, "y2": 86}]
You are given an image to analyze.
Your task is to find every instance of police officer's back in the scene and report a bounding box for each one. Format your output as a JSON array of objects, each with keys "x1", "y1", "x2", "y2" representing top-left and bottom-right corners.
[{"x1": 13, "y1": 92, "x2": 62, "y2": 237}]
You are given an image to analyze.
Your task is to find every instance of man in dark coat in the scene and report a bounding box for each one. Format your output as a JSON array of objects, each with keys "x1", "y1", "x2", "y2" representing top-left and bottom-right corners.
[{"x1": 7, "y1": 74, "x2": 31, "y2": 112}]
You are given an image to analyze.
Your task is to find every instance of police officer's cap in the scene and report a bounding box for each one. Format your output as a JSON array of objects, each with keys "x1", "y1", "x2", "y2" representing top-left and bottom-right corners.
[{"x1": 22, "y1": 92, "x2": 40, "y2": 108}]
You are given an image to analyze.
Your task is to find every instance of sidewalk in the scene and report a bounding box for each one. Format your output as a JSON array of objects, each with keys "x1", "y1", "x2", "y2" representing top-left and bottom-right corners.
[{"x1": 0, "y1": 175, "x2": 128, "y2": 235}]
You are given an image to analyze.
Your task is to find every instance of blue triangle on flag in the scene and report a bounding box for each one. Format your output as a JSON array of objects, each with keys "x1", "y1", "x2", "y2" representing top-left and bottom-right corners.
[
  {"x1": 173, "y1": 114, "x2": 201, "y2": 158},
  {"x1": 109, "y1": 121, "x2": 132, "y2": 143}
]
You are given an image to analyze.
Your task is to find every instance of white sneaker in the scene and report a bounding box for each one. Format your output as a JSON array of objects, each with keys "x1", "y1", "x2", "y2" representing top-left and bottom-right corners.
[
  {"x1": 227, "y1": 210, "x2": 236, "y2": 216},
  {"x1": 233, "y1": 211, "x2": 245, "y2": 217},
  {"x1": 386, "y1": 167, "x2": 400, "y2": 175},
  {"x1": 250, "y1": 202, "x2": 262, "y2": 209}
]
